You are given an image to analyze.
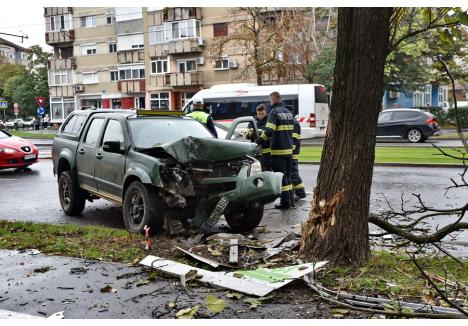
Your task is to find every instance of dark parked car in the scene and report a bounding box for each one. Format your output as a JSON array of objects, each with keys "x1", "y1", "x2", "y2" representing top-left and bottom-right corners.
[{"x1": 377, "y1": 109, "x2": 441, "y2": 143}]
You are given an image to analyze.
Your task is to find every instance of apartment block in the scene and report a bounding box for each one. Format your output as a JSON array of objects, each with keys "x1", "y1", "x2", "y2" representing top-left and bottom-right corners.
[
  {"x1": 45, "y1": 7, "x2": 305, "y2": 122},
  {"x1": 0, "y1": 37, "x2": 28, "y2": 66}
]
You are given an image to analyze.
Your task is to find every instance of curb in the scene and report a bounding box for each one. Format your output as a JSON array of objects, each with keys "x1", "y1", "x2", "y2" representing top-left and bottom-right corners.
[{"x1": 298, "y1": 161, "x2": 464, "y2": 168}]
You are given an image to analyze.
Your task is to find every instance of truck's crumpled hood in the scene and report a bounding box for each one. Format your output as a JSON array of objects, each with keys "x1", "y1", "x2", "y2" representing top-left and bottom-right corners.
[{"x1": 157, "y1": 136, "x2": 259, "y2": 163}]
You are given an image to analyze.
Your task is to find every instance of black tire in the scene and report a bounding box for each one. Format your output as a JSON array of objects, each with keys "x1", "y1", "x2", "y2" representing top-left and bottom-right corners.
[
  {"x1": 224, "y1": 203, "x2": 264, "y2": 232},
  {"x1": 407, "y1": 128, "x2": 423, "y2": 143},
  {"x1": 123, "y1": 181, "x2": 164, "y2": 233},
  {"x1": 58, "y1": 170, "x2": 86, "y2": 216}
]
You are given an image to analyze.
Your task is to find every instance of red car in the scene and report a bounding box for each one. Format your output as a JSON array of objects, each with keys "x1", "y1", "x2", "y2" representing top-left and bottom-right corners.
[{"x1": 0, "y1": 130, "x2": 39, "y2": 170}]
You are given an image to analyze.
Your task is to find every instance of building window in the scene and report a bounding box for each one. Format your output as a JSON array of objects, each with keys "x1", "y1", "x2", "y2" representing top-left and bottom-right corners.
[
  {"x1": 81, "y1": 45, "x2": 97, "y2": 56},
  {"x1": 131, "y1": 44, "x2": 144, "y2": 49},
  {"x1": 151, "y1": 57, "x2": 170, "y2": 74},
  {"x1": 214, "y1": 56, "x2": 229, "y2": 70},
  {"x1": 149, "y1": 19, "x2": 201, "y2": 44},
  {"x1": 117, "y1": 33, "x2": 144, "y2": 51},
  {"x1": 106, "y1": 15, "x2": 116, "y2": 24},
  {"x1": 51, "y1": 97, "x2": 75, "y2": 121},
  {"x1": 82, "y1": 72, "x2": 98, "y2": 84},
  {"x1": 48, "y1": 14, "x2": 72, "y2": 32},
  {"x1": 48, "y1": 70, "x2": 72, "y2": 86},
  {"x1": 112, "y1": 99, "x2": 121, "y2": 109},
  {"x1": 108, "y1": 43, "x2": 117, "y2": 53},
  {"x1": 151, "y1": 92, "x2": 170, "y2": 110},
  {"x1": 177, "y1": 59, "x2": 197, "y2": 73},
  {"x1": 110, "y1": 71, "x2": 119, "y2": 82},
  {"x1": 424, "y1": 85, "x2": 432, "y2": 107},
  {"x1": 413, "y1": 91, "x2": 424, "y2": 108},
  {"x1": 438, "y1": 86, "x2": 448, "y2": 105},
  {"x1": 148, "y1": 25, "x2": 164, "y2": 44},
  {"x1": 213, "y1": 23, "x2": 228, "y2": 37},
  {"x1": 80, "y1": 16, "x2": 96, "y2": 28},
  {"x1": 182, "y1": 92, "x2": 196, "y2": 108},
  {"x1": 118, "y1": 65, "x2": 145, "y2": 80}
]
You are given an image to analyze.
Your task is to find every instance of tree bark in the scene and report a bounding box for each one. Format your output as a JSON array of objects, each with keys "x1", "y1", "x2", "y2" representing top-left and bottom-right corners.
[{"x1": 299, "y1": 8, "x2": 393, "y2": 266}]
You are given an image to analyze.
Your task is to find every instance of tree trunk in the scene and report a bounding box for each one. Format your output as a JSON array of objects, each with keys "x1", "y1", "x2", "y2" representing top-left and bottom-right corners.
[{"x1": 299, "y1": 8, "x2": 393, "y2": 266}]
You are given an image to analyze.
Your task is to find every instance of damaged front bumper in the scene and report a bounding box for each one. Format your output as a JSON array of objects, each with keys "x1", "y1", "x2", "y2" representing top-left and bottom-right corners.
[{"x1": 200, "y1": 165, "x2": 283, "y2": 204}]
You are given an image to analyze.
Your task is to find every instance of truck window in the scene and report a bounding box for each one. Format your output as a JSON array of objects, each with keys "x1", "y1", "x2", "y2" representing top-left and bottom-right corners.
[
  {"x1": 84, "y1": 118, "x2": 105, "y2": 146},
  {"x1": 62, "y1": 115, "x2": 78, "y2": 134},
  {"x1": 101, "y1": 119, "x2": 124, "y2": 145}
]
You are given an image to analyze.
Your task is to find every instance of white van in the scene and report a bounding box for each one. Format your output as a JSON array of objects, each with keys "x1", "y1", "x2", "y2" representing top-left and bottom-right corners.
[{"x1": 182, "y1": 83, "x2": 330, "y2": 139}]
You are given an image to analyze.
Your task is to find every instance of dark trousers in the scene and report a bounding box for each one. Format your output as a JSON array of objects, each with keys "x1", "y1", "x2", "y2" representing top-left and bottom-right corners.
[
  {"x1": 271, "y1": 156, "x2": 293, "y2": 206},
  {"x1": 259, "y1": 153, "x2": 271, "y2": 171},
  {"x1": 291, "y1": 159, "x2": 306, "y2": 197}
]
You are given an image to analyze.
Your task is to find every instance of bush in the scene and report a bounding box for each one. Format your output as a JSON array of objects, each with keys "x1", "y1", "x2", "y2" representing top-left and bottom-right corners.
[{"x1": 428, "y1": 106, "x2": 468, "y2": 128}]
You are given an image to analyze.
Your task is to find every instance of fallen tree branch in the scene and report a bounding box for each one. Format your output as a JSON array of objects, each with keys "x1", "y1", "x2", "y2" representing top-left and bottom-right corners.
[{"x1": 409, "y1": 252, "x2": 468, "y2": 317}]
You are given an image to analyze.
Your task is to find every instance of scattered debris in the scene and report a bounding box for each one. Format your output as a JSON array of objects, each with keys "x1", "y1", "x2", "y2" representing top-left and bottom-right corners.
[
  {"x1": 176, "y1": 305, "x2": 199, "y2": 319},
  {"x1": 201, "y1": 196, "x2": 230, "y2": 233},
  {"x1": 243, "y1": 295, "x2": 273, "y2": 309},
  {"x1": 206, "y1": 233, "x2": 248, "y2": 244},
  {"x1": 176, "y1": 246, "x2": 229, "y2": 269},
  {"x1": 33, "y1": 266, "x2": 51, "y2": 273},
  {"x1": 205, "y1": 295, "x2": 226, "y2": 313},
  {"x1": 144, "y1": 225, "x2": 152, "y2": 250},
  {"x1": 180, "y1": 269, "x2": 201, "y2": 287},
  {"x1": 134, "y1": 280, "x2": 151, "y2": 287},
  {"x1": 225, "y1": 291, "x2": 244, "y2": 300},
  {"x1": 69, "y1": 267, "x2": 88, "y2": 275},
  {"x1": 61, "y1": 299, "x2": 75, "y2": 304},
  {"x1": 186, "y1": 233, "x2": 204, "y2": 244},
  {"x1": 0, "y1": 296, "x2": 9, "y2": 303},
  {"x1": 263, "y1": 240, "x2": 300, "y2": 259},
  {"x1": 140, "y1": 255, "x2": 327, "y2": 297},
  {"x1": 229, "y1": 239, "x2": 239, "y2": 264},
  {"x1": 47, "y1": 311, "x2": 64, "y2": 319},
  {"x1": 57, "y1": 286, "x2": 74, "y2": 290},
  {"x1": 100, "y1": 285, "x2": 117, "y2": 293}
]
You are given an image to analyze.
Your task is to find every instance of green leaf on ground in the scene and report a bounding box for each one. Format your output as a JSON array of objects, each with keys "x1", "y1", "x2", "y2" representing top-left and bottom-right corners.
[
  {"x1": 135, "y1": 279, "x2": 150, "y2": 287},
  {"x1": 206, "y1": 295, "x2": 226, "y2": 313},
  {"x1": 226, "y1": 291, "x2": 244, "y2": 299},
  {"x1": 176, "y1": 305, "x2": 199, "y2": 319}
]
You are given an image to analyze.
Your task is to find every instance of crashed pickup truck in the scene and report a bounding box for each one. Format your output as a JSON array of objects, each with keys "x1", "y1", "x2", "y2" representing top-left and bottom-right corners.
[{"x1": 52, "y1": 109, "x2": 282, "y2": 233}]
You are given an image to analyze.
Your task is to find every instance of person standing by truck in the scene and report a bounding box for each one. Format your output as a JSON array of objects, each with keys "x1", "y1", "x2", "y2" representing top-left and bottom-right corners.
[
  {"x1": 256, "y1": 92, "x2": 294, "y2": 209},
  {"x1": 245, "y1": 104, "x2": 271, "y2": 171},
  {"x1": 187, "y1": 99, "x2": 218, "y2": 138}
]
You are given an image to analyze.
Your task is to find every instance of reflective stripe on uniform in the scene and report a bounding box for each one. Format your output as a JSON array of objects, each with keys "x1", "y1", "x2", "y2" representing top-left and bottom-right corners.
[
  {"x1": 293, "y1": 183, "x2": 304, "y2": 190},
  {"x1": 281, "y1": 184, "x2": 293, "y2": 192},
  {"x1": 261, "y1": 131, "x2": 269, "y2": 141},
  {"x1": 271, "y1": 149, "x2": 293, "y2": 155},
  {"x1": 276, "y1": 125, "x2": 294, "y2": 131},
  {"x1": 186, "y1": 111, "x2": 208, "y2": 124},
  {"x1": 262, "y1": 148, "x2": 271, "y2": 154},
  {"x1": 292, "y1": 132, "x2": 300, "y2": 139},
  {"x1": 292, "y1": 145, "x2": 296, "y2": 150},
  {"x1": 266, "y1": 122, "x2": 277, "y2": 130},
  {"x1": 292, "y1": 154, "x2": 299, "y2": 160}
]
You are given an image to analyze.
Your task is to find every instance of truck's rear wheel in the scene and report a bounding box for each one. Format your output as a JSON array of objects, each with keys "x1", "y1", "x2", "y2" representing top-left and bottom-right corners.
[
  {"x1": 224, "y1": 203, "x2": 264, "y2": 232},
  {"x1": 58, "y1": 170, "x2": 86, "y2": 216},
  {"x1": 123, "y1": 181, "x2": 164, "y2": 233}
]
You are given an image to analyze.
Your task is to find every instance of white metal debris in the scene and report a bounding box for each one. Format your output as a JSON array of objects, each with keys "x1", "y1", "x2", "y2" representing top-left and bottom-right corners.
[{"x1": 229, "y1": 239, "x2": 239, "y2": 264}]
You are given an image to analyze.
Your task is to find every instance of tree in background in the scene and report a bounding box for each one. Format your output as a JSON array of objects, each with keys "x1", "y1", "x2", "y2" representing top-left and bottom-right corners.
[
  {"x1": 0, "y1": 63, "x2": 25, "y2": 98},
  {"x1": 2, "y1": 45, "x2": 50, "y2": 118}
]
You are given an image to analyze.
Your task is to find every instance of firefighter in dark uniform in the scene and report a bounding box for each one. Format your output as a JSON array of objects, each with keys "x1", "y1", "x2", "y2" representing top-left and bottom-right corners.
[
  {"x1": 245, "y1": 104, "x2": 271, "y2": 171},
  {"x1": 291, "y1": 116, "x2": 306, "y2": 200},
  {"x1": 187, "y1": 99, "x2": 218, "y2": 138},
  {"x1": 256, "y1": 92, "x2": 294, "y2": 209}
]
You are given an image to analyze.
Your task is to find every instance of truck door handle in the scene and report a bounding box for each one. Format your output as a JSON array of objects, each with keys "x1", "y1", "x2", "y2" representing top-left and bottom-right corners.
[
  {"x1": 78, "y1": 148, "x2": 85, "y2": 154},
  {"x1": 96, "y1": 153, "x2": 103, "y2": 160}
]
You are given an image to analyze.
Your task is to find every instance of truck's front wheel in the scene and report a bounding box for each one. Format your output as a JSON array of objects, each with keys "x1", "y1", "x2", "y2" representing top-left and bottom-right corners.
[
  {"x1": 58, "y1": 171, "x2": 86, "y2": 216},
  {"x1": 123, "y1": 181, "x2": 164, "y2": 233},
  {"x1": 224, "y1": 203, "x2": 264, "y2": 232}
]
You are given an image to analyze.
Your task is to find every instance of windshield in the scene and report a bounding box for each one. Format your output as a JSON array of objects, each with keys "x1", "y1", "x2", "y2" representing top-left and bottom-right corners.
[
  {"x1": 0, "y1": 130, "x2": 11, "y2": 139},
  {"x1": 129, "y1": 118, "x2": 214, "y2": 149}
]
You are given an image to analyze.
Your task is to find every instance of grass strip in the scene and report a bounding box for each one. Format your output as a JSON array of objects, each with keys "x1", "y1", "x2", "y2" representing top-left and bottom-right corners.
[
  {"x1": 299, "y1": 146, "x2": 465, "y2": 165},
  {"x1": 9, "y1": 130, "x2": 56, "y2": 139}
]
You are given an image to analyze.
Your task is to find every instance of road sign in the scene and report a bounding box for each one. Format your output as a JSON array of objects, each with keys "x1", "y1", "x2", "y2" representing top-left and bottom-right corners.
[
  {"x1": 37, "y1": 107, "x2": 45, "y2": 115},
  {"x1": 0, "y1": 100, "x2": 7, "y2": 108},
  {"x1": 35, "y1": 97, "x2": 47, "y2": 107}
]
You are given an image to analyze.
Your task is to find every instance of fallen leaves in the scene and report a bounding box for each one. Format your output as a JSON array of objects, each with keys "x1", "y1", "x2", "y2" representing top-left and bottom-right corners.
[
  {"x1": 205, "y1": 295, "x2": 226, "y2": 313},
  {"x1": 176, "y1": 305, "x2": 199, "y2": 319},
  {"x1": 134, "y1": 280, "x2": 150, "y2": 287},
  {"x1": 243, "y1": 295, "x2": 273, "y2": 309}
]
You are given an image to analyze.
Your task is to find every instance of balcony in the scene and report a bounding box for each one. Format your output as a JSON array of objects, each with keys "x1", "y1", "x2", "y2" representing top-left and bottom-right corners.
[
  {"x1": 162, "y1": 8, "x2": 201, "y2": 22},
  {"x1": 45, "y1": 30, "x2": 75, "y2": 45},
  {"x1": 44, "y1": 7, "x2": 72, "y2": 16},
  {"x1": 151, "y1": 72, "x2": 203, "y2": 88},
  {"x1": 48, "y1": 57, "x2": 76, "y2": 70},
  {"x1": 117, "y1": 50, "x2": 145, "y2": 64},
  {"x1": 148, "y1": 38, "x2": 203, "y2": 57},
  {"x1": 117, "y1": 80, "x2": 146, "y2": 93}
]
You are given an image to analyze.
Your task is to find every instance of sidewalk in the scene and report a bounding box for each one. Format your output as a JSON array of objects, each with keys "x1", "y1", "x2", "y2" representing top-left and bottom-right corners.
[{"x1": 0, "y1": 249, "x2": 335, "y2": 319}]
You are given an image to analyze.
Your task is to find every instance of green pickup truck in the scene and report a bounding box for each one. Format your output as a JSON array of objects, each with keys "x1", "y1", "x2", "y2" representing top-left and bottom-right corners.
[{"x1": 52, "y1": 109, "x2": 282, "y2": 233}]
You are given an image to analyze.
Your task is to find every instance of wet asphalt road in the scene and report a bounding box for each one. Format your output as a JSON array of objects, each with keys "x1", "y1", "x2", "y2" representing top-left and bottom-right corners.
[{"x1": 0, "y1": 159, "x2": 467, "y2": 256}]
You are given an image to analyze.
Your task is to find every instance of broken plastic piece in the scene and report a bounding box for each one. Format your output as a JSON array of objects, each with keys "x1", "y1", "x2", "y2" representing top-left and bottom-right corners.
[{"x1": 229, "y1": 239, "x2": 239, "y2": 264}]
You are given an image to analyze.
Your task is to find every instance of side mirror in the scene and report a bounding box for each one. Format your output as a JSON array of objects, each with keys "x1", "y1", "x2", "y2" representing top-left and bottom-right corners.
[{"x1": 103, "y1": 140, "x2": 123, "y2": 154}]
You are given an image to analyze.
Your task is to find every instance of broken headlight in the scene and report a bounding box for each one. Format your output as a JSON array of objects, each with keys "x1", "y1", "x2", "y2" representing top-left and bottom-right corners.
[{"x1": 250, "y1": 161, "x2": 262, "y2": 176}]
